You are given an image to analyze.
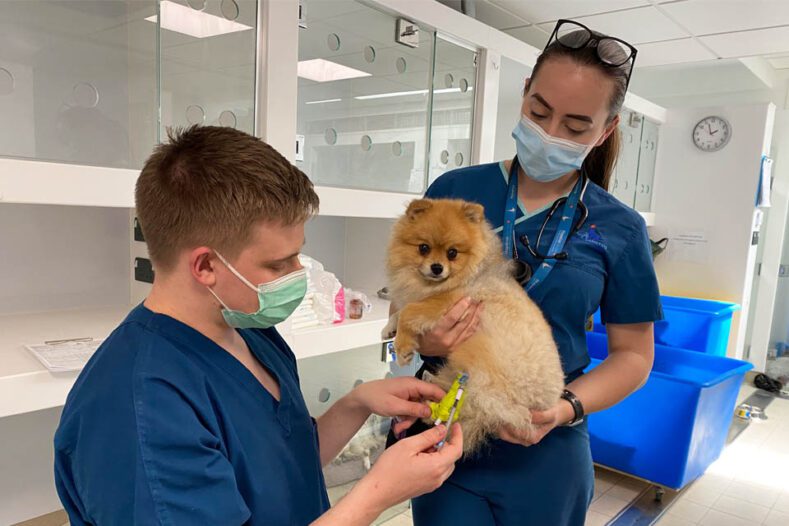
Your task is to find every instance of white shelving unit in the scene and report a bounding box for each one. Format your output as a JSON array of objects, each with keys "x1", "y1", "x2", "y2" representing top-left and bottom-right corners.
[
  {"x1": 0, "y1": 158, "x2": 418, "y2": 219},
  {"x1": 0, "y1": 296, "x2": 390, "y2": 419},
  {"x1": 0, "y1": 305, "x2": 130, "y2": 419},
  {"x1": 282, "y1": 295, "x2": 390, "y2": 360}
]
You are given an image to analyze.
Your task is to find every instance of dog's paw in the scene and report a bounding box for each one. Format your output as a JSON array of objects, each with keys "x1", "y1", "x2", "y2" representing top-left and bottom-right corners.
[
  {"x1": 396, "y1": 350, "x2": 415, "y2": 366},
  {"x1": 381, "y1": 315, "x2": 398, "y2": 340},
  {"x1": 394, "y1": 333, "x2": 417, "y2": 366}
]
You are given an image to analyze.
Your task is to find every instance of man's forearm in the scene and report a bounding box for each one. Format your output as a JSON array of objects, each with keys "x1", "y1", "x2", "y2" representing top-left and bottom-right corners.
[
  {"x1": 311, "y1": 477, "x2": 385, "y2": 526},
  {"x1": 316, "y1": 392, "x2": 371, "y2": 466}
]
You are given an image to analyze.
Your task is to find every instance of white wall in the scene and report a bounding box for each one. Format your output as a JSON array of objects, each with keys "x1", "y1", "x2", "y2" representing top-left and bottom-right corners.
[
  {"x1": 652, "y1": 103, "x2": 775, "y2": 358},
  {"x1": 0, "y1": 204, "x2": 130, "y2": 315},
  {"x1": 343, "y1": 218, "x2": 394, "y2": 294},
  {"x1": 493, "y1": 56, "x2": 531, "y2": 162},
  {"x1": 629, "y1": 60, "x2": 782, "y2": 110}
]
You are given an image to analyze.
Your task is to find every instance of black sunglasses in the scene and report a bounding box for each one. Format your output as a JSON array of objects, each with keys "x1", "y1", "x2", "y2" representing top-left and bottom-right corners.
[{"x1": 545, "y1": 19, "x2": 638, "y2": 91}]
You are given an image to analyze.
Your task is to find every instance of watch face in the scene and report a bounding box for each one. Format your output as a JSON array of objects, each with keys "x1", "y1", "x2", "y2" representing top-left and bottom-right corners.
[{"x1": 693, "y1": 116, "x2": 731, "y2": 152}]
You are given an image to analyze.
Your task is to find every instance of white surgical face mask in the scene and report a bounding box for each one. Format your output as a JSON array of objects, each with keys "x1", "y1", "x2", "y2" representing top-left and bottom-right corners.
[{"x1": 512, "y1": 116, "x2": 600, "y2": 182}]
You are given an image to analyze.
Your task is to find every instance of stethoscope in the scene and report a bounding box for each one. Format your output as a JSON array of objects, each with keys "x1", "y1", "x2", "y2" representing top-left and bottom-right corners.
[{"x1": 506, "y1": 157, "x2": 590, "y2": 287}]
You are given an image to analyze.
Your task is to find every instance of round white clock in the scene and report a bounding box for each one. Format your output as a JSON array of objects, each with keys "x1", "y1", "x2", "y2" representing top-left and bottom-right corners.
[{"x1": 693, "y1": 116, "x2": 731, "y2": 152}]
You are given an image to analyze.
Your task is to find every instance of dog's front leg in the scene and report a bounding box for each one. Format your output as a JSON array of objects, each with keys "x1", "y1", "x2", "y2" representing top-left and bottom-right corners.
[
  {"x1": 394, "y1": 295, "x2": 457, "y2": 365},
  {"x1": 381, "y1": 311, "x2": 399, "y2": 340}
]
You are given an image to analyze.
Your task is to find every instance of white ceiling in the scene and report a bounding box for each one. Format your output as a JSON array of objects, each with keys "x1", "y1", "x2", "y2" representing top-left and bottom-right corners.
[{"x1": 458, "y1": 0, "x2": 789, "y2": 70}]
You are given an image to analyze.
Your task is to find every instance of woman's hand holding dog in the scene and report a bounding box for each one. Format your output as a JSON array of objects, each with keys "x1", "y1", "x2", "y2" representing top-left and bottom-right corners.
[
  {"x1": 498, "y1": 399, "x2": 576, "y2": 446},
  {"x1": 418, "y1": 297, "x2": 484, "y2": 357}
]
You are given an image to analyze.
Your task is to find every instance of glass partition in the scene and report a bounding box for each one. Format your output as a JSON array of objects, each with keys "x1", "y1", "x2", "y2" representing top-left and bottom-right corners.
[
  {"x1": 428, "y1": 37, "x2": 477, "y2": 185},
  {"x1": 297, "y1": 0, "x2": 437, "y2": 194},
  {"x1": 0, "y1": 0, "x2": 158, "y2": 168},
  {"x1": 0, "y1": 0, "x2": 258, "y2": 169},
  {"x1": 159, "y1": 0, "x2": 257, "y2": 136}
]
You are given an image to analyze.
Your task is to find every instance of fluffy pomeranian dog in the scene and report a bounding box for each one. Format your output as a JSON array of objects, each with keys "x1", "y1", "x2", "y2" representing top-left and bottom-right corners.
[{"x1": 383, "y1": 198, "x2": 565, "y2": 453}]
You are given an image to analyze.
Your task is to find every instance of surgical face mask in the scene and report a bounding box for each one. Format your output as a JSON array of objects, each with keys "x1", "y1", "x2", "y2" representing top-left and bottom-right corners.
[
  {"x1": 207, "y1": 251, "x2": 307, "y2": 330},
  {"x1": 512, "y1": 116, "x2": 599, "y2": 183}
]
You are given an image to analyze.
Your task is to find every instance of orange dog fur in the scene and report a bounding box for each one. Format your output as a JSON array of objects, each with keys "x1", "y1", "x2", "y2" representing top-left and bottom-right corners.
[{"x1": 383, "y1": 198, "x2": 564, "y2": 453}]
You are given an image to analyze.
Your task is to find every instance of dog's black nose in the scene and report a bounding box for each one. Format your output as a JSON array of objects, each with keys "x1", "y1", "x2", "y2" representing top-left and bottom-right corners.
[{"x1": 430, "y1": 263, "x2": 444, "y2": 276}]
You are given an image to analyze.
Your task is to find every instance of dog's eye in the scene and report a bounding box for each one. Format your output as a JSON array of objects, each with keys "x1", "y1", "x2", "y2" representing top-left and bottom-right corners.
[
  {"x1": 447, "y1": 248, "x2": 458, "y2": 260},
  {"x1": 418, "y1": 244, "x2": 430, "y2": 255}
]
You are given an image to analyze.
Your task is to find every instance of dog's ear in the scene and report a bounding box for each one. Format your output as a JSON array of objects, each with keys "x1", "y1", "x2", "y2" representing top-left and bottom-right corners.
[
  {"x1": 406, "y1": 199, "x2": 433, "y2": 220},
  {"x1": 462, "y1": 202, "x2": 484, "y2": 224}
]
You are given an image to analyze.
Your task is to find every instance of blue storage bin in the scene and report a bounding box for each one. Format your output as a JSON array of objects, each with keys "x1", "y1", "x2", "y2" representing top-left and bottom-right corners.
[
  {"x1": 585, "y1": 332, "x2": 752, "y2": 489},
  {"x1": 592, "y1": 295, "x2": 740, "y2": 356}
]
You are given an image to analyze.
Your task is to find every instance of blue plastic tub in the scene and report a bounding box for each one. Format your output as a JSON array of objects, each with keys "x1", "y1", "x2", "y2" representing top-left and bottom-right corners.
[
  {"x1": 585, "y1": 332, "x2": 752, "y2": 489},
  {"x1": 592, "y1": 295, "x2": 740, "y2": 356}
]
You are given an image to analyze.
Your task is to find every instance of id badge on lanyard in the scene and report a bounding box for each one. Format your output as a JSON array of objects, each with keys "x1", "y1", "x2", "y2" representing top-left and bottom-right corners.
[{"x1": 501, "y1": 157, "x2": 583, "y2": 293}]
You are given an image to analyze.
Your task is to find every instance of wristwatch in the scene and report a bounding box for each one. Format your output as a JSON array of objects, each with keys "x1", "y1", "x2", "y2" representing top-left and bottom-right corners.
[{"x1": 561, "y1": 389, "x2": 585, "y2": 427}]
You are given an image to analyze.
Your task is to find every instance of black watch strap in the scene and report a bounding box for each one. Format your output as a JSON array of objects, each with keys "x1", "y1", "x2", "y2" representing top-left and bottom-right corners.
[{"x1": 561, "y1": 389, "x2": 585, "y2": 427}]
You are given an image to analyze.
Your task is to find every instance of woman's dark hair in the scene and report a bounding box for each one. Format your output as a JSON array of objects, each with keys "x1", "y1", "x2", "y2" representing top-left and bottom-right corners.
[{"x1": 529, "y1": 30, "x2": 632, "y2": 190}]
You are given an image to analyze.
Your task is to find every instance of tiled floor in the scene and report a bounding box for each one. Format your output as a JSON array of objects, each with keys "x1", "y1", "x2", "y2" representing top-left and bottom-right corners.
[{"x1": 653, "y1": 387, "x2": 789, "y2": 526}]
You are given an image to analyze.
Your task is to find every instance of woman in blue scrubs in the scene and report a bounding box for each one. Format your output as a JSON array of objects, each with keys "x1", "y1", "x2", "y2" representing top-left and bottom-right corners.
[
  {"x1": 54, "y1": 126, "x2": 462, "y2": 526},
  {"x1": 393, "y1": 20, "x2": 662, "y2": 526}
]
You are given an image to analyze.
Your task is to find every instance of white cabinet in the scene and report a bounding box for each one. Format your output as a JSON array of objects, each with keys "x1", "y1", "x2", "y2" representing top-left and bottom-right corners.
[
  {"x1": 611, "y1": 110, "x2": 642, "y2": 207},
  {"x1": 635, "y1": 119, "x2": 659, "y2": 213},
  {"x1": 296, "y1": 0, "x2": 477, "y2": 194},
  {"x1": 610, "y1": 110, "x2": 660, "y2": 219}
]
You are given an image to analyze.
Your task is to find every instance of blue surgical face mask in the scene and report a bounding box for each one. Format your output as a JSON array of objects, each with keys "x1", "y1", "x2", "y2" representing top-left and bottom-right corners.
[
  {"x1": 207, "y1": 251, "x2": 307, "y2": 330},
  {"x1": 512, "y1": 116, "x2": 599, "y2": 183}
]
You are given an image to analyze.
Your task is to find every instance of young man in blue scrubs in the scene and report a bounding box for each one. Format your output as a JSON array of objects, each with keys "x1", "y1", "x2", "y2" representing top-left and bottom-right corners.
[{"x1": 54, "y1": 126, "x2": 462, "y2": 525}]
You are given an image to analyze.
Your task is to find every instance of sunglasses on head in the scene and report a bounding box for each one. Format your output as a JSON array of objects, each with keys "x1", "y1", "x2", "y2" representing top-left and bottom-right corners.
[{"x1": 545, "y1": 19, "x2": 638, "y2": 91}]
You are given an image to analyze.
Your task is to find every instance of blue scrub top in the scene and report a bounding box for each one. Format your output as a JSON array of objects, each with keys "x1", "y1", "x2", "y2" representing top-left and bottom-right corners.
[
  {"x1": 423, "y1": 162, "x2": 663, "y2": 377},
  {"x1": 54, "y1": 304, "x2": 330, "y2": 525}
]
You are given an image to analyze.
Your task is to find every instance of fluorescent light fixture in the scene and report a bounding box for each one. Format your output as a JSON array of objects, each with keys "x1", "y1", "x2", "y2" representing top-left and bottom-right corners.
[
  {"x1": 436, "y1": 87, "x2": 474, "y2": 95},
  {"x1": 354, "y1": 86, "x2": 473, "y2": 100},
  {"x1": 355, "y1": 89, "x2": 428, "y2": 100},
  {"x1": 297, "y1": 59, "x2": 371, "y2": 83},
  {"x1": 145, "y1": 1, "x2": 253, "y2": 39},
  {"x1": 305, "y1": 98, "x2": 343, "y2": 105}
]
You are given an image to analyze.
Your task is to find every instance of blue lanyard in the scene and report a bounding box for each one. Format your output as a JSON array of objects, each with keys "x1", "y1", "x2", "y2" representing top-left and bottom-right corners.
[{"x1": 502, "y1": 158, "x2": 584, "y2": 292}]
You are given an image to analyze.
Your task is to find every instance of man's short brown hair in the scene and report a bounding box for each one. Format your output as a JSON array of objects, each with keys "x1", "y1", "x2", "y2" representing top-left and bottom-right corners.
[{"x1": 135, "y1": 126, "x2": 319, "y2": 272}]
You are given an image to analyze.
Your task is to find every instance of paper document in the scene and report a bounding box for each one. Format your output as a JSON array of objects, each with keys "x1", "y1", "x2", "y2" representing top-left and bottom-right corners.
[{"x1": 25, "y1": 338, "x2": 104, "y2": 372}]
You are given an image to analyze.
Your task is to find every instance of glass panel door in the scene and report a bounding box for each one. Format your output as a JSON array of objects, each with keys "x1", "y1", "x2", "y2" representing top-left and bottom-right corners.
[
  {"x1": 0, "y1": 0, "x2": 158, "y2": 168},
  {"x1": 428, "y1": 37, "x2": 477, "y2": 185},
  {"x1": 158, "y1": 0, "x2": 258, "y2": 136},
  {"x1": 297, "y1": 0, "x2": 435, "y2": 194}
]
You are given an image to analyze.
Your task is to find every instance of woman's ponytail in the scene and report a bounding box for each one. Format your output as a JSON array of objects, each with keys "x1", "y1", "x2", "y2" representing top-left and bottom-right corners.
[{"x1": 582, "y1": 127, "x2": 620, "y2": 191}]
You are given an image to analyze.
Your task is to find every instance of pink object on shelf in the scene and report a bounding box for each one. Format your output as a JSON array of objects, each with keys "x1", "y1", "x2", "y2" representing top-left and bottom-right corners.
[{"x1": 333, "y1": 287, "x2": 345, "y2": 324}]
